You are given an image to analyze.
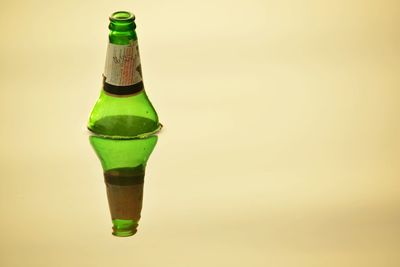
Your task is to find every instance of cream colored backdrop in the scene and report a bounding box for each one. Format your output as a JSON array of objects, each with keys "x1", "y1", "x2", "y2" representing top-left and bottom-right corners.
[{"x1": 0, "y1": 0, "x2": 399, "y2": 266}]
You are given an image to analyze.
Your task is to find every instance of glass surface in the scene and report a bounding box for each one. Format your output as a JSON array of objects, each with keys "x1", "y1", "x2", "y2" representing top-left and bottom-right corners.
[{"x1": 1, "y1": 2, "x2": 400, "y2": 267}]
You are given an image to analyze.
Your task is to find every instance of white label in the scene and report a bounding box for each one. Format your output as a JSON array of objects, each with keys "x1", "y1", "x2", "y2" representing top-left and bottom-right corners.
[{"x1": 104, "y1": 40, "x2": 142, "y2": 86}]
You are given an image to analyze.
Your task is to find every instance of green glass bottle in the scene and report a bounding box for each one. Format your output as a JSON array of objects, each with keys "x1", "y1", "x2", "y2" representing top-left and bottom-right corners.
[
  {"x1": 90, "y1": 135, "x2": 158, "y2": 237},
  {"x1": 88, "y1": 11, "x2": 161, "y2": 139}
]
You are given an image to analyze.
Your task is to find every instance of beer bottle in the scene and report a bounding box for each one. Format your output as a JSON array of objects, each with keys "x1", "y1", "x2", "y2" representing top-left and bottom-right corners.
[{"x1": 88, "y1": 11, "x2": 160, "y2": 138}]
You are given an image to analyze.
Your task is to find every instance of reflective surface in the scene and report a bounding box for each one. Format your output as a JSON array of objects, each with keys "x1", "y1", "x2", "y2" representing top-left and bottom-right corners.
[{"x1": 1, "y1": 0, "x2": 400, "y2": 266}]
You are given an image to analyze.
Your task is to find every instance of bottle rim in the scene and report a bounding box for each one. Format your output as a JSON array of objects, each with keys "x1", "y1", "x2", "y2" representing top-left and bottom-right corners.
[{"x1": 110, "y1": 11, "x2": 135, "y2": 22}]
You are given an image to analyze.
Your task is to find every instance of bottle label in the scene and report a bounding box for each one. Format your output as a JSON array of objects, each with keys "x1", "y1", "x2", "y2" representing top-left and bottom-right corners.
[{"x1": 103, "y1": 40, "x2": 143, "y2": 96}]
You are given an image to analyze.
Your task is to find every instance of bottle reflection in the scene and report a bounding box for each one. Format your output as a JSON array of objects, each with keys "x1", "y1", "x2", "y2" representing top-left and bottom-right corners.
[{"x1": 89, "y1": 135, "x2": 158, "y2": 237}]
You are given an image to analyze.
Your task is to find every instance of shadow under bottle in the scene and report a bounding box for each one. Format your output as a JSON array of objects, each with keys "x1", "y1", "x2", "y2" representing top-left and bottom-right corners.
[{"x1": 90, "y1": 135, "x2": 158, "y2": 237}]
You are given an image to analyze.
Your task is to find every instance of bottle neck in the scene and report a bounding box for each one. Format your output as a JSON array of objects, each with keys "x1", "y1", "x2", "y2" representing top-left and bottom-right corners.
[
  {"x1": 108, "y1": 11, "x2": 137, "y2": 45},
  {"x1": 103, "y1": 11, "x2": 143, "y2": 95}
]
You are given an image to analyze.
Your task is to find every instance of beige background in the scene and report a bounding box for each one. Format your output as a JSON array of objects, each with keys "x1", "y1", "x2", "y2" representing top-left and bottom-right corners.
[{"x1": 0, "y1": 0, "x2": 399, "y2": 266}]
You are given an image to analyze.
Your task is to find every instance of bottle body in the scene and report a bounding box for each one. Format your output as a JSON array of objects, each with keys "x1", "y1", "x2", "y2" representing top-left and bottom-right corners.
[{"x1": 88, "y1": 90, "x2": 160, "y2": 138}]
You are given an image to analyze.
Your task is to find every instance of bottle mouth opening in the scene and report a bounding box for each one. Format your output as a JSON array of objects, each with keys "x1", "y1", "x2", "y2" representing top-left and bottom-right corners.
[{"x1": 110, "y1": 11, "x2": 135, "y2": 22}]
